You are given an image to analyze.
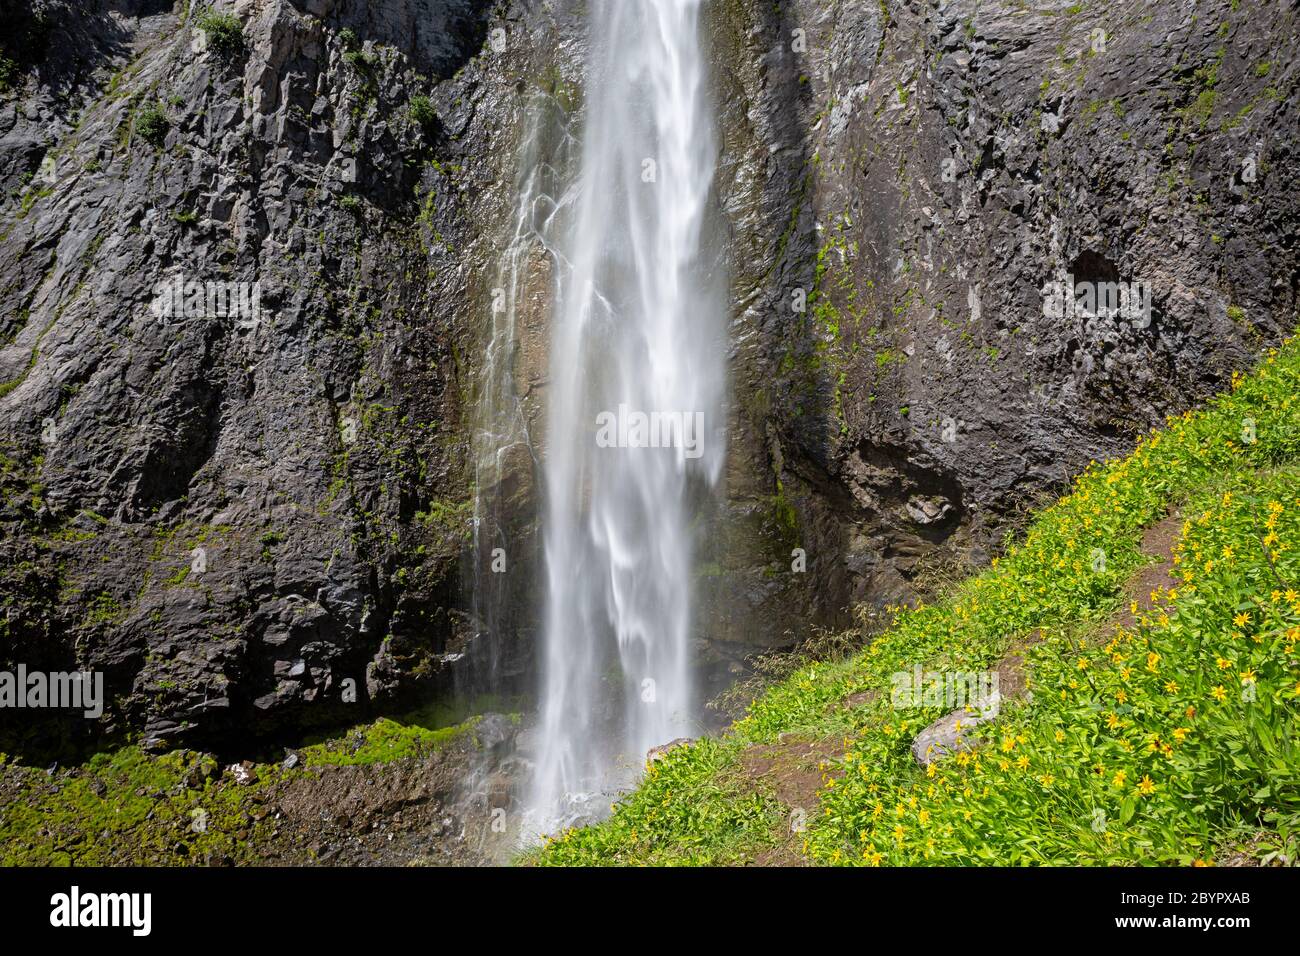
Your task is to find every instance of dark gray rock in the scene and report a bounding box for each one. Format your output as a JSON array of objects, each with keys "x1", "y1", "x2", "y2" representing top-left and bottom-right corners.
[
  {"x1": 472, "y1": 711, "x2": 516, "y2": 760},
  {"x1": 911, "y1": 703, "x2": 997, "y2": 767},
  {"x1": 696, "y1": 0, "x2": 1300, "y2": 704},
  {"x1": 0, "y1": 0, "x2": 558, "y2": 751},
  {"x1": 1, "y1": 0, "x2": 1296, "y2": 754}
]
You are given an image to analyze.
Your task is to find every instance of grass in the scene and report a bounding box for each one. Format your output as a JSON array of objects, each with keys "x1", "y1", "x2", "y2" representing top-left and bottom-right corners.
[
  {"x1": 535, "y1": 333, "x2": 1300, "y2": 866},
  {"x1": 0, "y1": 747, "x2": 256, "y2": 866},
  {"x1": 414, "y1": 497, "x2": 474, "y2": 549},
  {"x1": 0, "y1": 708, "x2": 485, "y2": 865},
  {"x1": 298, "y1": 712, "x2": 480, "y2": 768}
]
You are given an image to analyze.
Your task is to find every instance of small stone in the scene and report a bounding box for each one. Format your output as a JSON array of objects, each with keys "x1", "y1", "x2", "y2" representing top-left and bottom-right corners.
[
  {"x1": 906, "y1": 495, "x2": 953, "y2": 526},
  {"x1": 910, "y1": 701, "x2": 999, "y2": 766}
]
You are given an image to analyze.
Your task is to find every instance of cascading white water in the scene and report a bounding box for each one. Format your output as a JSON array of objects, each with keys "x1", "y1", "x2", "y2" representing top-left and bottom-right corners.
[
  {"x1": 470, "y1": 90, "x2": 576, "y2": 693},
  {"x1": 527, "y1": 0, "x2": 727, "y2": 832}
]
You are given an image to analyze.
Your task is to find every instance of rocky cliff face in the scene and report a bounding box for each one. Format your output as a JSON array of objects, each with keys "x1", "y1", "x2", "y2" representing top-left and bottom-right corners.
[
  {"x1": 697, "y1": 0, "x2": 1299, "y2": 697},
  {"x1": 0, "y1": 0, "x2": 553, "y2": 752},
  {"x1": 2, "y1": 0, "x2": 1296, "y2": 753}
]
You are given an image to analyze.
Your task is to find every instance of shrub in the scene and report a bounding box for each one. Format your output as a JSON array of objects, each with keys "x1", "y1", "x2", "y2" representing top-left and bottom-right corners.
[
  {"x1": 197, "y1": 10, "x2": 245, "y2": 59},
  {"x1": 0, "y1": 55, "x2": 17, "y2": 94},
  {"x1": 409, "y1": 95, "x2": 437, "y2": 134},
  {"x1": 343, "y1": 48, "x2": 376, "y2": 72},
  {"x1": 134, "y1": 103, "x2": 169, "y2": 147}
]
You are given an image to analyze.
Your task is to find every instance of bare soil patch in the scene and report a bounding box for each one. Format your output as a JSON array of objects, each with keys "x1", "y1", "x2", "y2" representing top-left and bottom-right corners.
[
  {"x1": 738, "y1": 734, "x2": 843, "y2": 866},
  {"x1": 1114, "y1": 511, "x2": 1184, "y2": 632}
]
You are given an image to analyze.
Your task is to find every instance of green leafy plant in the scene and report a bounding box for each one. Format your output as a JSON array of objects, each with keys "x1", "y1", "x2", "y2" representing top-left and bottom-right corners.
[
  {"x1": 134, "y1": 102, "x2": 169, "y2": 147},
  {"x1": 343, "y1": 48, "x2": 377, "y2": 71},
  {"x1": 408, "y1": 94, "x2": 437, "y2": 135},
  {"x1": 196, "y1": 10, "x2": 245, "y2": 59},
  {"x1": 0, "y1": 55, "x2": 17, "y2": 94}
]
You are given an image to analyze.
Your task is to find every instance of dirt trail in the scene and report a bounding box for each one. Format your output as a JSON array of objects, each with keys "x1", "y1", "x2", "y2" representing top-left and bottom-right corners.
[
  {"x1": 1113, "y1": 511, "x2": 1184, "y2": 633},
  {"x1": 736, "y1": 735, "x2": 842, "y2": 866},
  {"x1": 731, "y1": 511, "x2": 1190, "y2": 866}
]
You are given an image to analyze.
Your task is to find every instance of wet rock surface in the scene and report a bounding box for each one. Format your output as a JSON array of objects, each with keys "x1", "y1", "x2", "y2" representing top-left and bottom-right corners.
[{"x1": 0, "y1": 0, "x2": 566, "y2": 751}]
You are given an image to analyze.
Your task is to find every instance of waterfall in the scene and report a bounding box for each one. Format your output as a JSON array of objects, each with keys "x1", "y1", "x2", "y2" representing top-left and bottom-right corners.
[
  {"x1": 469, "y1": 89, "x2": 575, "y2": 698},
  {"x1": 526, "y1": 0, "x2": 728, "y2": 832}
]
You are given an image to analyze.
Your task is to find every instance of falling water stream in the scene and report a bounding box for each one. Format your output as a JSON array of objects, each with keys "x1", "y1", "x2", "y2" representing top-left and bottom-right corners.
[
  {"x1": 469, "y1": 89, "x2": 575, "y2": 697},
  {"x1": 524, "y1": 0, "x2": 728, "y2": 834}
]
